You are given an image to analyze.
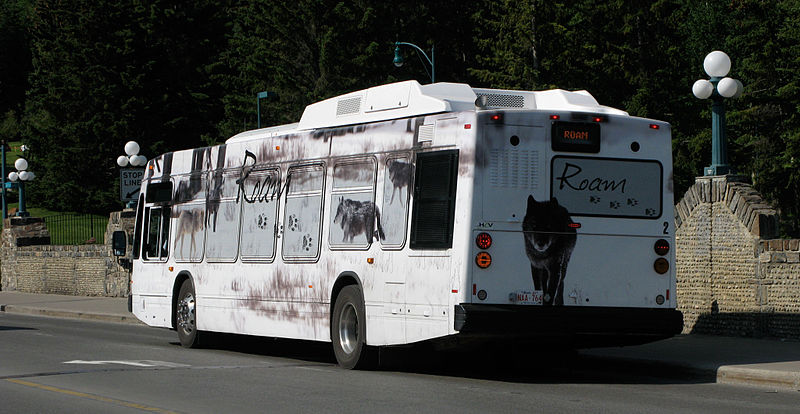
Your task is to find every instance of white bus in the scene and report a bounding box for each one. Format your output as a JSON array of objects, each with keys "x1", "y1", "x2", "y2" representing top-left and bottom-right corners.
[{"x1": 121, "y1": 80, "x2": 682, "y2": 369}]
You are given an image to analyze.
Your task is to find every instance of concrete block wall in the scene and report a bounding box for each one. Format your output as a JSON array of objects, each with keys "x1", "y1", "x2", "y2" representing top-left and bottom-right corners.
[
  {"x1": 675, "y1": 175, "x2": 799, "y2": 339},
  {"x1": 1, "y1": 210, "x2": 135, "y2": 297}
]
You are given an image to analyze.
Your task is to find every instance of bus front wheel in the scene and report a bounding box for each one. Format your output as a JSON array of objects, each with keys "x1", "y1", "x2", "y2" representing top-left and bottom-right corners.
[
  {"x1": 332, "y1": 285, "x2": 375, "y2": 369},
  {"x1": 176, "y1": 279, "x2": 200, "y2": 348}
]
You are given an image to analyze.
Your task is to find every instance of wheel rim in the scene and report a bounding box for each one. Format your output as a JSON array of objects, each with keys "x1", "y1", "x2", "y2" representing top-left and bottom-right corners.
[
  {"x1": 177, "y1": 292, "x2": 196, "y2": 335},
  {"x1": 338, "y1": 303, "x2": 358, "y2": 355}
]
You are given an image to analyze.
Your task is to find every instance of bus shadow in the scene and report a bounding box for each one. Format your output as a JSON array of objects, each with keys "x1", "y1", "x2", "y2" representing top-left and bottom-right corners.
[{"x1": 186, "y1": 333, "x2": 713, "y2": 385}]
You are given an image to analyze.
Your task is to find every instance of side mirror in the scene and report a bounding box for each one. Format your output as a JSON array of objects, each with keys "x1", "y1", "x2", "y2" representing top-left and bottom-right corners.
[{"x1": 112, "y1": 231, "x2": 127, "y2": 257}]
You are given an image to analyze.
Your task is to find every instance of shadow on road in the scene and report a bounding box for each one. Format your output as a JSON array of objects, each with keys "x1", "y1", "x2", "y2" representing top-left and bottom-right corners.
[{"x1": 181, "y1": 333, "x2": 713, "y2": 385}]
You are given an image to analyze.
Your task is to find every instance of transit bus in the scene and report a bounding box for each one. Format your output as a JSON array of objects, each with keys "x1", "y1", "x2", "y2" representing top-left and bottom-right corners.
[{"x1": 121, "y1": 80, "x2": 683, "y2": 369}]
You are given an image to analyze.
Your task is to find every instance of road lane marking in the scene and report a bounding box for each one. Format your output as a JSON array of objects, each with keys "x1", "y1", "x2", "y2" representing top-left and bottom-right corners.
[
  {"x1": 64, "y1": 360, "x2": 190, "y2": 368},
  {"x1": 5, "y1": 378, "x2": 178, "y2": 413}
]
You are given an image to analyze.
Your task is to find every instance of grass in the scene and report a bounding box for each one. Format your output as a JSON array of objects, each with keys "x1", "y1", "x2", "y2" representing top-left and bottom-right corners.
[{"x1": 6, "y1": 202, "x2": 108, "y2": 245}]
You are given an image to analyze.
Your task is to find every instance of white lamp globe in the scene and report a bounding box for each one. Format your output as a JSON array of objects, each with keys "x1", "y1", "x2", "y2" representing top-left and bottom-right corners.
[
  {"x1": 18, "y1": 171, "x2": 30, "y2": 181},
  {"x1": 692, "y1": 79, "x2": 714, "y2": 99},
  {"x1": 703, "y1": 51, "x2": 731, "y2": 77},
  {"x1": 117, "y1": 155, "x2": 130, "y2": 167},
  {"x1": 8, "y1": 172, "x2": 18, "y2": 182},
  {"x1": 124, "y1": 141, "x2": 140, "y2": 156},
  {"x1": 27, "y1": 171, "x2": 35, "y2": 180},
  {"x1": 14, "y1": 158, "x2": 28, "y2": 171},
  {"x1": 731, "y1": 79, "x2": 744, "y2": 98},
  {"x1": 130, "y1": 154, "x2": 147, "y2": 167},
  {"x1": 717, "y1": 77, "x2": 739, "y2": 98}
]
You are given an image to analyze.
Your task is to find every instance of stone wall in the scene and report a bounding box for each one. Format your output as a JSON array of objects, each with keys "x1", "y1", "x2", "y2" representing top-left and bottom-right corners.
[
  {"x1": 0, "y1": 210, "x2": 135, "y2": 297},
  {"x1": 675, "y1": 175, "x2": 800, "y2": 339}
]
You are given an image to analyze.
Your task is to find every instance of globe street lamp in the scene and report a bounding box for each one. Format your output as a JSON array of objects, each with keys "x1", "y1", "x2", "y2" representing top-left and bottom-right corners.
[
  {"x1": 8, "y1": 157, "x2": 35, "y2": 217},
  {"x1": 393, "y1": 41, "x2": 435, "y2": 83},
  {"x1": 116, "y1": 141, "x2": 147, "y2": 168},
  {"x1": 692, "y1": 51, "x2": 744, "y2": 176}
]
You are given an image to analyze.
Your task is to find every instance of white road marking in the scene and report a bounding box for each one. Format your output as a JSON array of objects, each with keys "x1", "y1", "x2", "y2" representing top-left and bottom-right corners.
[{"x1": 64, "y1": 360, "x2": 189, "y2": 368}]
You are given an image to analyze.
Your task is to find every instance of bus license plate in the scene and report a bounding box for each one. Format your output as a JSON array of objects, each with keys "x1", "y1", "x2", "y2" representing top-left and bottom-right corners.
[{"x1": 512, "y1": 290, "x2": 543, "y2": 305}]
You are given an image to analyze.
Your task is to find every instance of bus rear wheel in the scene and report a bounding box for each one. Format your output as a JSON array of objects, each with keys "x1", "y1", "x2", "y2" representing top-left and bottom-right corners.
[
  {"x1": 332, "y1": 285, "x2": 375, "y2": 369},
  {"x1": 176, "y1": 279, "x2": 200, "y2": 348}
]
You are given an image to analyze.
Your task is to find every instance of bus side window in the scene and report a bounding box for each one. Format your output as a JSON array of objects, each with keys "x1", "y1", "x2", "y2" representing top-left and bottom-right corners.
[
  {"x1": 283, "y1": 164, "x2": 324, "y2": 259},
  {"x1": 206, "y1": 170, "x2": 240, "y2": 262},
  {"x1": 380, "y1": 155, "x2": 411, "y2": 248},
  {"x1": 329, "y1": 159, "x2": 377, "y2": 249},
  {"x1": 240, "y1": 168, "x2": 280, "y2": 260},
  {"x1": 410, "y1": 150, "x2": 459, "y2": 249}
]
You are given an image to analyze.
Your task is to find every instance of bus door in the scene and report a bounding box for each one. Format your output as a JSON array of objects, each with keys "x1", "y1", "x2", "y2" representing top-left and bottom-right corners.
[
  {"x1": 472, "y1": 123, "x2": 550, "y2": 305},
  {"x1": 139, "y1": 180, "x2": 174, "y2": 294}
]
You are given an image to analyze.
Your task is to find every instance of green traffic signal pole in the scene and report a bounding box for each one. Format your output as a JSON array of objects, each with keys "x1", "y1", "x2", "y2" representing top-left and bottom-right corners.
[
  {"x1": 393, "y1": 42, "x2": 435, "y2": 84},
  {"x1": 705, "y1": 76, "x2": 730, "y2": 176}
]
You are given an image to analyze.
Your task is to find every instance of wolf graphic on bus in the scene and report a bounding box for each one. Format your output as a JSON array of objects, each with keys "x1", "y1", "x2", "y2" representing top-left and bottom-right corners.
[{"x1": 522, "y1": 195, "x2": 577, "y2": 306}]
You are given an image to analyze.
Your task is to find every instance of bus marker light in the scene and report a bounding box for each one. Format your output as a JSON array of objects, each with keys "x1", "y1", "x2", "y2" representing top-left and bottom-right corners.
[
  {"x1": 475, "y1": 252, "x2": 492, "y2": 268},
  {"x1": 649, "y1": 124, "x2": 660, "y2": 130},
  {"x1": 464, "y1": 124, "x2": 472, "y2": 129},
  {"x1": 168, "y1": 266, "x2": 173, "y2": 272},
  {"x1": 654, "y1": 258, "x2": 669, "y2": 274},
  {"x1": 308, "y1": 285, "x2": 313, "y2": 288},
  {"x1": 452, "y1": 289, "x2": 458, "y2": 293},
  {"x1": 367, "y1": 258, "x2": 374, "y2": 264},
  {"x1": 550, "y1": 114, "x2": 560, "y2": 120},
  {"x1": 666, "y1": 289, "x2": 670, "y2": 300},
  {"x1": 473, "y1": 284, "x2": 477, "y2": 295},
  {"x1": 490, "y1": 114, "x2": 503, "y2": 122},
  {"x1": 568, "y1": 223, "x2": 581, "y2": 229},
  {"x1": 275, "y1": 146, "x2": 280, "y2": 150},
  {"x1": 654, "y1": 239, "x2": 670, "y2": 256},
  {"x1": 475, "y1": 232, "x2": 492, "y2": 249}
]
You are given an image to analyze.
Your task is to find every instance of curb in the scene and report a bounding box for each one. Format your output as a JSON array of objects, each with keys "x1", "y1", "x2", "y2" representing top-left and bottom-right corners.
[
  {"x1": 718, "y1": 365, "x2": 800, "y2": 391},
  {"x1": 0, "y1": 304, "x2": 144, "y2": 326}
]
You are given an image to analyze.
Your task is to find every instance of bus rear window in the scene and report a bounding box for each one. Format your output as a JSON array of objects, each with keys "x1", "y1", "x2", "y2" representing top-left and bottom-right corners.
[
  {"x1": 146, "y1": 181, "x2": 173, "y2": 203},
  {"x1": 550, "y1": 156, "x2": 662, "y2": 219}
]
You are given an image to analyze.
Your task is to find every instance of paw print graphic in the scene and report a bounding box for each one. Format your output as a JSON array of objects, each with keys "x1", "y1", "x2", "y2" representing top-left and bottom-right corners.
[
  {"x1": 257, "y1": 213, "x2": 269, "y2": 229},
  {"x1": 645, "y1": 208, "x2": 656, "y2": 216},
  {"x1": 609, "y1": 201, "x2": 621, "y2": 209},
  {"x1": 627, "y1": 198, "x2": 639, "y2": 206},
  {"x1": 589, "y1": 196, "x2": 601, "y2": 204},
  {"x1": 287, "y1": 214, "x2": 300, "y2": 231},
  {"x1": 302, "y1": 234, "x2": 314, "y2": 251}
]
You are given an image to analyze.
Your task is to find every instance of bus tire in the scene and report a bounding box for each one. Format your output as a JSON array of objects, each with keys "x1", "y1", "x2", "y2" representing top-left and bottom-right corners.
[
  {"x1": 176, "y1": 278, "x2": 200, "y2": 348},
  {"x1": 332, "y1": 285, "x2": 375, "y2": 370}
]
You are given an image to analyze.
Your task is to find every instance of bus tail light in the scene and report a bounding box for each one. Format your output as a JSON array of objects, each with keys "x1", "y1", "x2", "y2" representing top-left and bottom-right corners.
[
  {"x1": 476, "y1": 232, "x2": 492, "y2": 249},
  {"x1": 654, "y1": 258, "x2": 669, "y2": 274},
  {"x1": 649, "y1": 123, "x2": 660, "y2": 130},
  {"x1": 490, "y1": 113, "x2": 503, "y2": 122},
  {"x1": 475, "y1": 252, "x2": 492, "y2": 268},
  {"x1": 654, "y1": 239, "x2": 670, "y2": 256}
]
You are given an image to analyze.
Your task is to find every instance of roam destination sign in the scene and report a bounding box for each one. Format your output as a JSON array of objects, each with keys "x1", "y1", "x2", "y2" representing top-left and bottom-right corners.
[{"x1": 120, "y1": 168, "x2": 144, "y2": 202}]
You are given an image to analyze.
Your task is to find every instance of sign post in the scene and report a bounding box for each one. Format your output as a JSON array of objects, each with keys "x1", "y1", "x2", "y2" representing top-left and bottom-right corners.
[{"x1": 120, "y1": 168, "x2": 144, "y2": 206}]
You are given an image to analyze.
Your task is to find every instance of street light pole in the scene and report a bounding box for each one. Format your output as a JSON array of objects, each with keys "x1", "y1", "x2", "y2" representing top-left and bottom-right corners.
[
  {"x1": 393, "y1": 41, "x2": 435, "y2": 83},
  {"x1": 692, "y1": 51, "x2": 744, "y2": 176}
]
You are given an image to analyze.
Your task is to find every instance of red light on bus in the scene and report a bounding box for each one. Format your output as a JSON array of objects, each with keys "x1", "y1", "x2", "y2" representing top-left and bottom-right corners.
[
  {"x1": 550, "y1": 114, "x2": 560, "y2": 120},
  {"x1": 568, "y1": 223, "x2": 581, "y2": 229},
  {"x1": 464, "y1": 124, "x2": 472, "y2": 129},
  {"x1": 654, "y1": 239, "x2": 670, "y2": 256},
  {"x1": 475, "y1": 232, "x2": 492, "y2": 249},
  {"x1": 592, "y1": 116, "x2": 607, "y2": 123},
  {"x1": 490, "y1": 114, "x2": 503, "y2": 122},
  {"x1": 649, "y1": 124, "x2": 660, "y2": 130}
]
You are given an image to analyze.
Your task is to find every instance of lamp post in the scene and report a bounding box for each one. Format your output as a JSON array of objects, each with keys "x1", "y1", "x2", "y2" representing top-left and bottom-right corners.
[
  {"x1": 692, "y1": 51, "x2": 744, "y2": 176},
  {"x1": 8, "y1": 157, "x2": 35, "y2": 217},
  {"x1": 117, "y1": 141, "x2": 147, "y2": 208},
  {"x1": 393, "y1": 41, "x2": 435, "y2": 83}
]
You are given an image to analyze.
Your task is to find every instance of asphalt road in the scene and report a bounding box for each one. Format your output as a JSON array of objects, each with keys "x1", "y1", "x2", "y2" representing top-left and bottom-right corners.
[{"x1": 1, "y1": 313, "x2": 798, "y2": 414}]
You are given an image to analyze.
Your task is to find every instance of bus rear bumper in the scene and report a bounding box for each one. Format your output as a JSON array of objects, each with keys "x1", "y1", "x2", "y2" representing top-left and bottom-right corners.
[{"x1": 454, "y1": 304, "x2": 683, "y2": 347}]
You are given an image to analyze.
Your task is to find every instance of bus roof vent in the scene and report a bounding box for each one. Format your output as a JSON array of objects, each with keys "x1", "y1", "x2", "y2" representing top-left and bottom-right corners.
[
  {"x1": 336, "y1": 96, "x2": 362, "y2": 116},
  {"x1": 476, "y1": 93, "x2": 526, "y2": 108}
]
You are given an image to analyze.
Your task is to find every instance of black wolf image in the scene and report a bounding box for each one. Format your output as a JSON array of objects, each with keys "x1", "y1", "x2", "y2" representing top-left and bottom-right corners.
[
  {"x1": 387, "y1": 160, "x2": 412, "y2": 205},
  {"x1": 333, "y1": 197, "x2": 386, "y2": 243},
  {"x1": 175, "y1": 208, "x2": 204, "y2": 260},
  {"x1": 522, "y1": 195, "x2": 577, "y2": 306}
]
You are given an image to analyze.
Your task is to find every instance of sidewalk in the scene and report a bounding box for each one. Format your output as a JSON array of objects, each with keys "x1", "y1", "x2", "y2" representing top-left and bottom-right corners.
[{"x1": 1, "y1": 290, "x2": 798, "y2": 391}]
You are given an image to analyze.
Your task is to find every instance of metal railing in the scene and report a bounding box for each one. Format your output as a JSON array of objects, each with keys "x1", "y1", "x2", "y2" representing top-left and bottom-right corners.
[{"x1": 43, "y1": 214, "x2": 108, "y2": 245}]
